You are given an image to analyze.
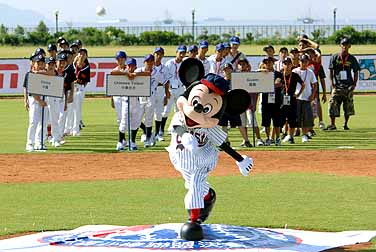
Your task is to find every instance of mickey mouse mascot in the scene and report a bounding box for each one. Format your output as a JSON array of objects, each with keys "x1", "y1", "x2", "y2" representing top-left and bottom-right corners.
[{"x1": 166, "y1": 58, "x2": 254, "y2": 241}]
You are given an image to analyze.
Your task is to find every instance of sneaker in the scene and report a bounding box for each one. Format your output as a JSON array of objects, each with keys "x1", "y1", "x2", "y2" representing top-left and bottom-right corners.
[
  {"x1": 282, "y1": 135, "x2": 292, "y2": 143},
  {"x1": 324, "y1": 125, "x2": 337, "y2": 131},
  {"x1": 275, "y1": 138, "x2": 281, "y2": 146},
  {"x1": 25, "y1": 144, "x2": 34, "y2": 152},
  {"x1": 72, "y1": 131, "x2": 80, "y2": 137},
  {"x1": 265, "y1": 138, "x2": 271, "y2": 146},
  {"x1": 288, "y1": 137, "x2": 295, "y2": 144},
  {"x1": 156, "y1": 133, "x2": 164, "y2": 142},
  {"x1": 144, "y1": 139, "x2": 151, "y2": 148},
  {"x1": 140, "y1": 134, "x2": 147, "y2": 143},
  {"x1": 302, "y1": 135, "x2": 309, "y2": 143},
  {"x1": 150, "y1": 136, "x2": 156, "y2": 146},
  {"x1": 256, "y1": 139, "x2": 265, "y2": 146},
  {"x1": 309, "y1": 129, "x2": 316, "y2": 136},
  {"x1": 116, "y1": 142, "x2": 125, "y2": 151},
  {"x1": 130, "y1": 142, "x2": 138, "y2": 151},
  {"x1": 240, "y1": 141, "x2": 252, "y2": 147},
  {"x1": 80, "y1": 120, "x2": 85, "y2": 128},
  {"x1": 48, "y1": 136, "x2": 53, "y2": 143},
  {"x1": 122, "y1": 139, "x2": 129, "y2": 147},
  {"x1": 270, "y1": 139, "x2": 275, "y2": 144},
  {"x1": 319, "y1": 122, "x2": 325, "y2": 130},
  {"x1": 343, "y1": 125, "x2": 350, "y2": 130},
  {"x1": 294, "y1": 129, "x2": 301, "y2": 137},
  {"x1": 53, "y1": 141, "x2": 61, "y2": 147}
]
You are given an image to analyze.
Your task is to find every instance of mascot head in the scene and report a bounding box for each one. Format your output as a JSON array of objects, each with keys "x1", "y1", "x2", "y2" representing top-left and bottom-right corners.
[{"x1": 177, "y1": 58, "x2": 251, "y2": 129}]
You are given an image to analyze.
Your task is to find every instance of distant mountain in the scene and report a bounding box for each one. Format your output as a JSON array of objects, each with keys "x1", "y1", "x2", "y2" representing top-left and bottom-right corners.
[{"x1": 0, "y1": 3, "x2": 51, "y2": 27}]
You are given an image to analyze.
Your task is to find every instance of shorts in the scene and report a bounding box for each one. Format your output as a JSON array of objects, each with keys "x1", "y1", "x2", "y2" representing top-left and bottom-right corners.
[
  {"x1": 281, "y1": 103, "x2": 297, "y2": 128},
  {"x1": 296, "y1": 100, "x2": 313, "y2": 128},
  {"x1": 261, "y1": 103, "x2": 283, "y2": 128},
  {"x1": 240, "y1": 109, "x2": 258, "y2": 128},
  {"x1": 218, "y1": 113, "x2": 242, "y2": 128},
  {"x1": 329, "y1": 88, "x2": 355, "y2": 117}
]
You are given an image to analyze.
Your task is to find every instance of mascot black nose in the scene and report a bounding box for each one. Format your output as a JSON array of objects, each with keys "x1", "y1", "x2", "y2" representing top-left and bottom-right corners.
[{"x1": 194, "y1": 103, "x2": 204, "y2": 113}]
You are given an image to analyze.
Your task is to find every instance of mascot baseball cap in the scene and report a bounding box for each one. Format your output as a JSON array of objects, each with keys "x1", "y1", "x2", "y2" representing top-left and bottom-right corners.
[
  {"x1": 115, "y1": 51, "x2": 127, "y2": 59},
  {"x1": 126, "y1": 58, "x2": 137, "y2": 66}
]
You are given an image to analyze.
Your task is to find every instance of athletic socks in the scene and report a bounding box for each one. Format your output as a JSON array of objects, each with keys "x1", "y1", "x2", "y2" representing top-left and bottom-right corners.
[
  {"x1": 161, "y1": 117, "x2": 168, "y2": 133},
  {"x1": 118, "y1": 131, "x2": 125, "y2": 142},
  {"x1": 190, "y1": 208, "x2": 201, "y2": 223},
  {"x1": 131, "y1": 129, "x2": 138, "y2": 143},
  {"x1": 140, "y1": 123, "x2": 146, "y2": 134},
  {"x1": 146, "y1": 127, "x2": 152, "y2": 139},
  {"x1": 155, "y1": 121, "x2": 161, "y2": 136}
]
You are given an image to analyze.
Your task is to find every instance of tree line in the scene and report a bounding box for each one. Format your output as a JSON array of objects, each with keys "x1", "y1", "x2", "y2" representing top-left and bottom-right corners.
[{"x1": 0, "y1": 21, "x2": 375, "y2": 46}]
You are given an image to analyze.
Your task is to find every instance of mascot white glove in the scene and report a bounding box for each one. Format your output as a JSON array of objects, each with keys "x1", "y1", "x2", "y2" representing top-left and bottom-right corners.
[
  {"x1": 236, "y1": 155, "x2": 253, "y2": 176},
  {"x1": 181, "y1": 133, "x2": 198, "y2": 152}
]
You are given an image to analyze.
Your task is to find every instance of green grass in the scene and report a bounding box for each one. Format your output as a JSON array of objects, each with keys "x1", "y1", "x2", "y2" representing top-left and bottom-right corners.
[
  {"x1": 1, "y1": 44, "x2": 376, "y2": 58},
  {"x1": 0, "y1": 95, "x2": 375, "y2": 153},
  {"x1": 0, "y1": 174, "x2": 375, "y2": 248}
]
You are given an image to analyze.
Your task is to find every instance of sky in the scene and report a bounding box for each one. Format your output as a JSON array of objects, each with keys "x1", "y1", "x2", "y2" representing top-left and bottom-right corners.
[{"x1": 0, "y1": 0, "x2": 374, "y2": 24}]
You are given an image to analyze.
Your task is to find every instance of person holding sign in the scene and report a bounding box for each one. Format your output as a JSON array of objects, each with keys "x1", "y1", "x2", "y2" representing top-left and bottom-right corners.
[
  {"x1": 24, "y1": 54, "x2": 48, "y2": 152},
  {"x1": 326, "y1": 38, "x2": 360, "y2": 131},
  {"x1": 280, "y1": 57, "x2": 305, "y2": 144}
]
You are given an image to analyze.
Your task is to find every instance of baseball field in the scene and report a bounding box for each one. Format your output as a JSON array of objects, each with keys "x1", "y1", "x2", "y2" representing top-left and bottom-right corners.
[{"x1": 0, "y1": 94, "x2": 376, "y2": 251}]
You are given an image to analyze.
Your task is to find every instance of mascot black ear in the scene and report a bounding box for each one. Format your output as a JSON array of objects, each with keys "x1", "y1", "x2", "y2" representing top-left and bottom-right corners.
[
  {"x1": 179, "y1": 58, "x2": 205, "y2": 88},
  {"x1": 225, "y1": 89, "x2": 251, "y2": 115}
]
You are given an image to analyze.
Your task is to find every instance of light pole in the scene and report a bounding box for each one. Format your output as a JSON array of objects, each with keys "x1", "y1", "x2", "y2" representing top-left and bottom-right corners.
[
  {"x1": 333, "y1": 8, "x2": 337, "y2": 33},
  {"x1": 54, "y1": 10, "x2": 59, "y2": 34},
  {"x1": 191, "y1": 9, "x2": 195, "y2": 42}
]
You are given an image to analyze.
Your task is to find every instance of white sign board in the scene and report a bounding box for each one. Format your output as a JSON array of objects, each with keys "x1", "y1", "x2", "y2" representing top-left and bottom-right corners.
[
  {"x1": 106, "y1": 75, "x2": 151, "y2": 97},
  {"x1": 231, "y1": 72, "x2": 274, "y2": 93},
  {"x1": 27, "y1": 73, "x2": 64, "y2": 98}
]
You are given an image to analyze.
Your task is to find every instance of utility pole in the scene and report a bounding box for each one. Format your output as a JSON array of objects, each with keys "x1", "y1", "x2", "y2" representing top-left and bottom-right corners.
[
  {"x1": 192, "y1": 9, "x2": 195, "y2": 42},
  {"x1": 54, "y1": 10, "x2": 59, "y2": 34},
  {"x1": 333, "y1": 8, "x2": 337, "y2": 33}
]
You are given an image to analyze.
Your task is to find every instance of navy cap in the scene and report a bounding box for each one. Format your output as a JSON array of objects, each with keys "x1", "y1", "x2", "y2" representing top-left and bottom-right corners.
[
  {"x1": 176, "y1": 45, "x2": 187, "y2": 52},
  {"x1": 188, "y1": 45, "x2": 198, "y2": 52},
  {"x1": 290, "y1": 47, "x2": 299, "y2": 53},
  {"x1": 78, "y1": 48, "x2": 88, "y2": 55},
  {"x1": 70, "y1": 42, "x2": 79, "y2": 48},
  {"x1": 223, "y1": 62, "x2": 233, "y2": 70},
  {"x1": 215, "y1": 43, "x2": 225, "y2": 52},
  {"x1": 144, "y1": 54, "x2": 154, "y2": 62},
  {"x1": 126, "y1": 57, "x2": 137, "y2": 66},
  {"x1": 262, "y1": 56, "x2": 276, "y2": 63},
  {"x1": 34, "y1": 47, "x2": 46, "y2": 55},
  {"x1": 300, "y1": 54, "x2": 310, "y2": 62},
  {"x1": 47, "y1": 44, "x2": 57, "y2": 52},
  {"x1": 263, "y1": 44, "x2": 275, "y2": 52},
  {"x1": 154, "y1": 47, "x2": 165, "y2": 54},
  {"x1": 59, "y1": 39, "x2": 69, "y2": 46},
  {"x1": 223, "y1": 42, "x2": 231, "y2": 48},
  {"x1": 203, "y1": 73, "x2": 230, "y2": 95},
  {"x1": 282, "y1": 57, "x2": 292, "y2": 64},
  {"x1": 229, "y1": 36, "x2": 240, "y2": 45},
  {"x1": 45, "y1": 56, "x2": 56, "y2": 64},
  {"x1": 32, "y1": 54, "x2": 45, "y2": 62},
  {"x1": 75, "y1": 39, "x2": 82, "y2": 46},
  {"x1": 279, "y1": 47, "x2": 288, "y2": 53},
  {"x1": 57, "y1": 36, "x2": 65, "y2": 44},
  {"x1": 115, "y1": 50, "x2": 127, "y2": 59},
  {"x1": 340, "y1": 37, "x2": 351, "y2": 45},
  {"x1": 56, "y1": 53, "x2": 67, "y2": 61},
  {"x1": 199, "y1": 40, "x2": 209, "y2": 48}
]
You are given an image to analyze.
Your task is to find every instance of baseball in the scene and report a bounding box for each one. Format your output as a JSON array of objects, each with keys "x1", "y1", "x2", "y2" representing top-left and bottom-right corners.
[{"x1": 96, "y1": 6, "x2": 106, "y2": 16}]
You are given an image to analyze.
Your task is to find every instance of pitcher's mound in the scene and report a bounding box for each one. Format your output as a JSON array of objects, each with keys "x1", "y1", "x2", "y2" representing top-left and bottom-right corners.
[{"x1": 0, "y1": 223, "x2": 375, "y2": 251}]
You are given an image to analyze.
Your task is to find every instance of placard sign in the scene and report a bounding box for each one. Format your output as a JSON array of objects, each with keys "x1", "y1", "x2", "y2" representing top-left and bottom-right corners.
[
  {"x1": 27, "y1": 73, "x2": 65, "y2": 98},
  {"x1": 231, "y1": 72, "x2": 274, "y2": 93},
  {"x1": 106, "y1": 75, "x2": 151, "y2": 97}
]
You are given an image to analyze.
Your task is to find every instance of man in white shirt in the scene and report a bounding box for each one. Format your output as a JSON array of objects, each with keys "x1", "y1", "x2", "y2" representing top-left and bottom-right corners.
[
  {"x1": 160, "y1": 45, "x2": 187, "y2": 136},
  {"x1": 207, "y1": 43, "x2": 226, "y2": 77},
  {"x1": 293, "y1": 54, "x2": 318, "y2": 143},
  {"x1": 197, "y1": 40, "x2": 210, "y2": 75}
]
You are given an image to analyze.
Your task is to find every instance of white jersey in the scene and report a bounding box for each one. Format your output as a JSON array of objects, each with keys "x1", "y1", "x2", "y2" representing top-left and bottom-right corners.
[
  {"x1": 164, "y1": 58, "x2": 183, "y2": 89},
  {"x1": 274, "y1": 59, "x2": 284, "y2": 72},
  {"x1": 196, "y1": 56, "x2": 210, "y2": 75},
  {"x1": 207, "y1": 55, "x2": 226, "y2": 77},
  {"x1": 293, "y1": 67, "x2": 317, "y2": 101},
  {"x1": 153, "y1": 63, "x2": 168, "y2": 86},
  {"x1": 135, "y1": 66, "x2": 158, "y2": 95}
]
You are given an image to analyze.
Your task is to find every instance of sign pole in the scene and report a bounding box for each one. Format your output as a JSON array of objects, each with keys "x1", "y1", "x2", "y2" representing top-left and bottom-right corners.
[
  {"x1": 251, "y1": 95, "x2": 256, "y2": 147},
  {"x1": 40, "y1": 95, "x2": 46, "y2": 151},
  {"x1": 127, "y1": 96, "x2": 132, "y2": 151}
]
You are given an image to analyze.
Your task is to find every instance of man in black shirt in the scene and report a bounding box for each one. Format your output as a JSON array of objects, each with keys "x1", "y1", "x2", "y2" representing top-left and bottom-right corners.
[
  {"x1": 280, "y1": 57, "x2": 305, "y2": 144},
  {"x1": 327, "y1": 38, "x2": 360, "y2": 130}
]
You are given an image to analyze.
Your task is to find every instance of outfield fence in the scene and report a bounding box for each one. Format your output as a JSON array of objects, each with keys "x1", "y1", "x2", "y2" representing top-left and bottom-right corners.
[{"x1": 1, "y1": 55, "x2": 376, "y2": 95}]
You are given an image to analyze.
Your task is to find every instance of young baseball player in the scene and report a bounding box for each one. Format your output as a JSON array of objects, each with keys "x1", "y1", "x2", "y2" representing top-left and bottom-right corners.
[
  {"x1": 226, "y1": 36, "x2": 246, "y2": 70},
  {"x1": 275, "y1": 47, "x2": 289, "y2": 72},
  {"x1": 24, "y1": 54, "x2": 48, "y2": 151},
  {"x1": 153, "y1": 47, "x2": 170, "y2": 142},
  {"x1": 62, "y1": 50, "x2": 76, "y2": 136},
  {"x1": 197, "y1": 41, "x2": 210, "y2": 75},
  {"x1": 187, "y1": 45, "x2": 198, "y2": 59},
  {"x1": 207, "y1": 43, "x2": 226, "y2": 76},
  {"x1": 135, "y1": 54, "x2": 157, "y2": 147},
  {"x1": 160, "y1": 45, "x2": 187, "y2": 137},
  {"x1": 111, "y1": 51, "x2": 127, "y2": 125},
  {"x1": 47, "y1": 44, "x2": 57, "y2": 59}
]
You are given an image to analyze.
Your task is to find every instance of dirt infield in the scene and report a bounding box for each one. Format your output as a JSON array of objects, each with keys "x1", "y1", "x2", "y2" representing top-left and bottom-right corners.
[{"x1": 1, "y1": 150, "x2": 375, "y2": 183}]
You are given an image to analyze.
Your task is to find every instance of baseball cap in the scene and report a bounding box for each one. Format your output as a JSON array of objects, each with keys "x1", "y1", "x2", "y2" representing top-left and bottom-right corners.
[
  {"x1": 45, "y1": 56, "x2": 56, "y2": 64},
  {"x1": 126, "y1": 57, "x2": 137, "y2": 66},
  {"x1": 34, "y1": 47, "x2": 46, "y2": 56},
  {"x1": 290, "y1": 47, "x2": 299, "y2": 53},
  {"x1": 75, "y1": 39, "x2": 82, "y2": 46},
  {"x1": 262, "y1": 56, "x2": 276, "y2": 63},
  {"x1": 299, "y1": 54, "x2": 310, "y2": 62},
  {"x1": 176, "y1": 45, "x2": 187, "y2": 52},
  {"x1": 263, "y1": 44, "x2": 275, "y2": 52},
  {"x1": 188, "y1": 45, "x2": 198, "y2": 52},
  {"x1": 222, "y1": 42, "x2": 231, "y2": 48},
  {"x1": 340, "y1": 37, "x2": 351, "y2": 45},
  {"x1": 56, "y1": 53, "x2": 67, "y2": 61},
  {"x1": 229, "y1": 36, "x2": 240, "y2": 45},
  {"x1": 78, "y1": 48, "x2": 88, "y2": 55},
  {"x1": 32, "y1": 54, "x2": 45, "y2": 62},
  {"x1": 223, "y1": 62, "x2": 233, "y2": 70},
  {"x1": 215, "y1": 43, "x2": 225, "y2": 52},
  {"x1": 115, "y1": 50, "x2": 127, "y2": 59},
  {"x1": 282, "y1": 57, "x2": 292, "y2": 64},
  {"x1": 47, "y1": 44, "x2": 57, "y2": 52},
  {"x1": 57, "y1": 36, "x2": 65, "y2": 44},
  {"x1": 279, "y1": 47, "x2": 288, "y2": 53},
  {"x1": 144, "y1": 54, "x2": 154, "y2": 62},
  {"x1": 154, "y1": 47, "x2": 164, "y2": 54},
  {"x1": 199, "y1": 40, "x2": 209, "y2": 48},
  {"x1": 70, "y1": 42, "x2": 79, "y2": 48},
  {"x1": 59, "y1": 39, "x2": 69, "y2": 46}
]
